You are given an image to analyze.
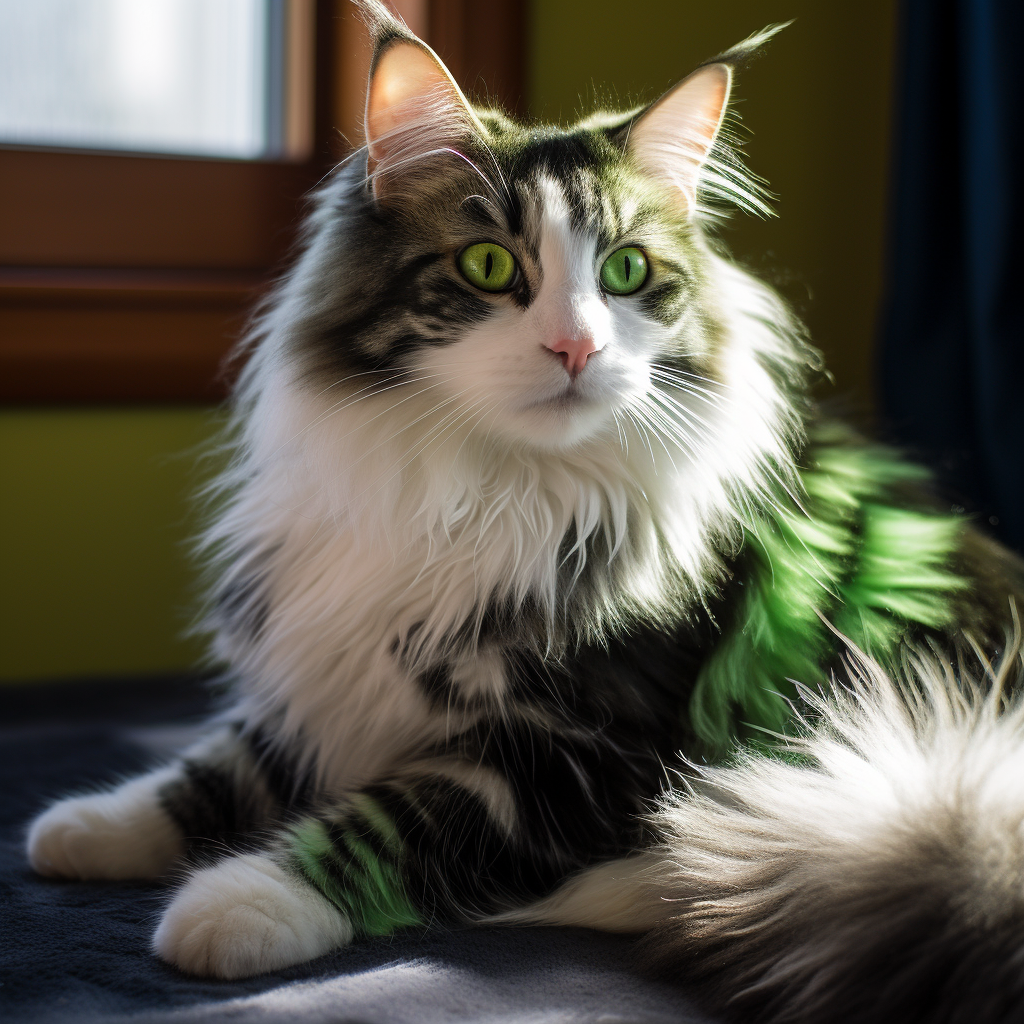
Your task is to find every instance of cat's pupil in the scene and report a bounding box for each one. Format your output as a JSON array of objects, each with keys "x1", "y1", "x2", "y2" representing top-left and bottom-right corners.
[
  {"x1": 485, "y1": 251, "x2": 493, "y2": 278},
  {"x1": 624, "y1": 256, "x2": 631, "y2": 282}
]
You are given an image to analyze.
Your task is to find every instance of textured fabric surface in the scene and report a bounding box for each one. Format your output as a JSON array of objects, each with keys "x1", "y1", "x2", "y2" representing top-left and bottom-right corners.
[{"x1": 0, "y1": 676, "x2": 718, "y2": 1024}]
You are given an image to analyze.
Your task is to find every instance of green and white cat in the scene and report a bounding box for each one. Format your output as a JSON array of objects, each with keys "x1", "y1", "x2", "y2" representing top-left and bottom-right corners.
[{"x1": 27, "y1": 5, "x2": 1024, "y2": 1021}]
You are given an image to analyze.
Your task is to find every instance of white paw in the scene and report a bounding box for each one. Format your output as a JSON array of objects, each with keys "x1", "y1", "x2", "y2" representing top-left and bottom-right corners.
[
  {"x1": 27, "y1": 768, "x2": 186, "y2": 880},
  {"x1": 153, "y1": 854, "x2": 352, "y2": 979}
]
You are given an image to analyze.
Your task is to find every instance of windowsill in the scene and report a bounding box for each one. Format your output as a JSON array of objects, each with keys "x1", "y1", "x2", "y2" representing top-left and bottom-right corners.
[{"x1": 0, "y1": 268, "x2": 267, "y2": 403}]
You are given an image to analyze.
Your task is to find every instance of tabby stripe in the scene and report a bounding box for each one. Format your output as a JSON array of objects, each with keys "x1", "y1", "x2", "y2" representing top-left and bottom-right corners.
[
  {"x1": 289, "y1": 802, "x2": 422, "y2": 937},
  {"x1": 364, "y1": 775, "x2": 517, "y2": 918},
  {"x1": 160, "y1": 763, "x2": 241, "y2": 842},
  {"x1": 246, "y1": 726, "x2": 316, "y2": 810}
]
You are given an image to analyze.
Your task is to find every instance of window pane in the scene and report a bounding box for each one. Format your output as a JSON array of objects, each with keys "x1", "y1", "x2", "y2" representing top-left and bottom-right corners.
[{"x1": 0, "y1": 0, "x2": 273, "y2": 159}]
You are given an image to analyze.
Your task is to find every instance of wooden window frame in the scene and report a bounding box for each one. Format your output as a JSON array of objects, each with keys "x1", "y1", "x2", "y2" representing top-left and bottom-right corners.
[{"x1": 0, "y1": 0, "x2": 524, "y2": 404}]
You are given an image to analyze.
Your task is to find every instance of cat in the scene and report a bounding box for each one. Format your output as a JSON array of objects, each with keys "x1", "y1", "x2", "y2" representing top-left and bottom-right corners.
[{"x1": 26, "y1": 3, "x2": 1024, "y2": 1021}]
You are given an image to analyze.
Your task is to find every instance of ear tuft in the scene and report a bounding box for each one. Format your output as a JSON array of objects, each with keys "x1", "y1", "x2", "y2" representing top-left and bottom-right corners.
[
  {"x1": 351, "y1": 0, "x2": 414, "y2": 50},
  {"x1": 710, "y1": 21, "x2": 793, "y2": 70},
  {"x1": 352, "y1": 0, "x2": 407, "y2": 40}
]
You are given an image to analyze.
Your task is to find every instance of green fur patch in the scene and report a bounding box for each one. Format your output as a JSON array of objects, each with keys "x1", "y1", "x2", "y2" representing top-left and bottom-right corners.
[
  {"x1": 690, "y1": 424, "x2": 969, "y2": 759},
  {"x1": 289, "y1": 797, "x2": 423, "y2": 936}
]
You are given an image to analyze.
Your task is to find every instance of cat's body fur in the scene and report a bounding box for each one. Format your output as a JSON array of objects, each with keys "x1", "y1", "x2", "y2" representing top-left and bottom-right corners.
[{"x1": 27, "y1": 5, "x2": 1024, "y2": 1021}]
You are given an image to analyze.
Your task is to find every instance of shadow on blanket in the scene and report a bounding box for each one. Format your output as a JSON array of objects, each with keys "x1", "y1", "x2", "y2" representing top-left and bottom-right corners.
[{"x1": 0, "y1": 675, "x2": 717, "y2": 1024}]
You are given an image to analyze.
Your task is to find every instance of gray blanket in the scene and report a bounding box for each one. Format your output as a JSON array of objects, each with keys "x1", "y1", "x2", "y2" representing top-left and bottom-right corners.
[{"x1": 0, "y1": 676, "x2": 720, "y2": 1023}]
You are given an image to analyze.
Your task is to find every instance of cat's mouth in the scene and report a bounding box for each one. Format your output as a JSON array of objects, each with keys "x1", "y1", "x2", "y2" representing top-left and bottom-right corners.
[{"x1": 522, "y1": 384, "x2": 598, "y2": 413}]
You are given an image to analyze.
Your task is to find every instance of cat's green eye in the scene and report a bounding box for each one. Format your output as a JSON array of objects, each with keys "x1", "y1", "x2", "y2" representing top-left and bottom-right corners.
[
  {"x1": 458, "y1": 242, "x2": 516, "y2": 292},
  {"x1": 600, "y1": 247, "x2": 649, "y2": 295}
]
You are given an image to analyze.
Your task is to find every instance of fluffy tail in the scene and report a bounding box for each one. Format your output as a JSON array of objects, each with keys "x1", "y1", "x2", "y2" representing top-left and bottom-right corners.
[{"x1": 645, "y1": 637, "x2": 1024, "y2": 1024}]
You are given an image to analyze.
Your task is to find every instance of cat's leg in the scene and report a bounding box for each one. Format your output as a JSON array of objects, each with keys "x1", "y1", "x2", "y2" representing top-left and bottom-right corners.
[
  {"x1": 155, "y1": 726, "x2": 658, "y2": 977},
  {"x1": 27, "y1": 724, "x2": 292, "y2": 880},
  {"x1": 154, "y1": 757, "x2": 496, "y2": 978}
]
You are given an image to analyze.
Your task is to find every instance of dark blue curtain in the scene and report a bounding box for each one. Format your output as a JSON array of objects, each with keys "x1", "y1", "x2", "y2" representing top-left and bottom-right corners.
[{"x1": 878, "y1": 0, "x2": 1024, "y2": 553}]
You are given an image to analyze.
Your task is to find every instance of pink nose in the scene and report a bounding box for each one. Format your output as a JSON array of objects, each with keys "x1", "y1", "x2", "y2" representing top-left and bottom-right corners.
[{"x1": 546, "y1": 335, "x2": 598, "y2": 378}]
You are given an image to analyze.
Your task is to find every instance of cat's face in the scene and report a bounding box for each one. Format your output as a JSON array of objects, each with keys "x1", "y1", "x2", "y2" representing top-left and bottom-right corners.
[
  {"x1": 379, "y1": 126, "x2": 718, "y2": 451},
  {"x1": 286, "y1": 28, "x2": 737, "y2": 453}
]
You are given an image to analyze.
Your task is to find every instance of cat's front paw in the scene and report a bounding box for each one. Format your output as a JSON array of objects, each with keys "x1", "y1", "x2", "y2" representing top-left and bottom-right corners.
[
  {"x1": 27, "y1": 768, "x2": 185, "y2": 879},
  {"x1": 153, "y1": 854, "x2": 352, "y2": 979}
]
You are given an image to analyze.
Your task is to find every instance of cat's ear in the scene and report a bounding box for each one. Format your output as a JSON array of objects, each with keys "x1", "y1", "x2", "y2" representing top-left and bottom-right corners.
[
  {"x1": 620, "y1": 24, "x2": 789, "y2": 213},
  {"x1": 622, "y1": 62, "x2": 733, "y2": 212},
  {"x1": 359, "y1": 2, "x2": 483, "y2": 198}
]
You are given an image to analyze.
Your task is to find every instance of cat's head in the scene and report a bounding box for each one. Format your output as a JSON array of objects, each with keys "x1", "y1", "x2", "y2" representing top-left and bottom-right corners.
[
  {"x1": 251, "y1": 3, "x2": 803, "y2": 460},
  {"x1": 216, "y1": 4, "x2": 820, "y2": 646}
]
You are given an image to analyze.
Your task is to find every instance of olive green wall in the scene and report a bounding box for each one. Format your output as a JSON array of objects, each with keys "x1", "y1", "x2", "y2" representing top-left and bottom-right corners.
[
  {"x1": 531, "y1": 0, "x2": 897, "y2": 411},
  {"x1": 0, "y1": 410, "x2": 221, "y2": 681},
  {"x1": 1, "y1": 1, "x2": 896, "y2": 681}
]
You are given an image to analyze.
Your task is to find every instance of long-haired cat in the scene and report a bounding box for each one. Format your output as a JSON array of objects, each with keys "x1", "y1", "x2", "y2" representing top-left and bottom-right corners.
[{"x1": 26, "y1": 4, "x2": 1024, "y2": 1021}]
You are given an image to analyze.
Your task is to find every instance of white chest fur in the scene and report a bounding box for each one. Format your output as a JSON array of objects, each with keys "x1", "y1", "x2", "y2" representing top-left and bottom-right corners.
[{"x1": 220, "y1": 504, "x2": 491, "y2": 793}]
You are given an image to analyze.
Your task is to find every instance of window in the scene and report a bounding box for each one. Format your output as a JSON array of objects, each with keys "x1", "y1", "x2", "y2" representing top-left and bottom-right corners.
[
  {"x1": 0, "y1": 0, "x2": 523, "y2": 402},
  {"x1": 0, "y1": 0, "x2": 314, "y2": 160}
]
